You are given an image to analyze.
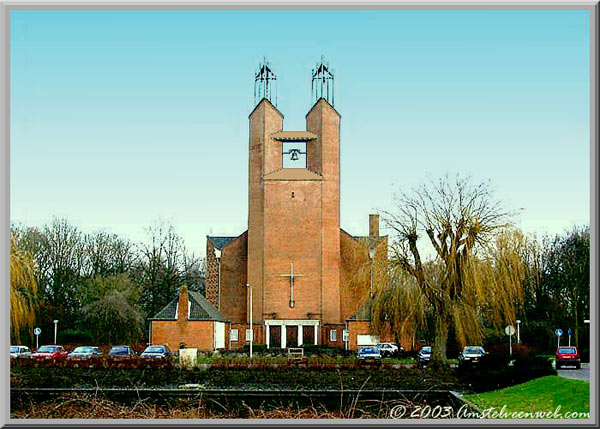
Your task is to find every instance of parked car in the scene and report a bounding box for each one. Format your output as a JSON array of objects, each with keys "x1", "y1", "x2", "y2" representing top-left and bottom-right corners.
[
  {"x1": 31, "y1": 345, "x2": 69, "y2": 360},
  {"x1": 458, "y1": 346, "x2": 486, "y2": 365},
  {"x1": 108, "y1": 345, "x2": 135, "y2": 357},
  {"x1": 10, "y1": 345, "x2": 31, "y2": 358},
  {"x1": 376, "y1": 343, "x2": 402, "y2": 357},
  {"x1": 68, "y1": 346, "x2": 102, "y2": 360},
  {"x1": 356, "y1": 346, "x2": 382, "y2": 363},
  {"x1": 141, "y1": 345, "x2": 172, "y2": 358},
  {"x1": 417, "y1": 346, "x2": 432, "y2": 366},
  {"x1": 555, "y1": 346, "x2": 581, "y2": 369}
]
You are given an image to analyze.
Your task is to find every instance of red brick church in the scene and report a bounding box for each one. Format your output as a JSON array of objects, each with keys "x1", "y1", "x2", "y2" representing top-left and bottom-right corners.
[{"x1": 150, "y1": 59, "x2": 402, "y2": 351}]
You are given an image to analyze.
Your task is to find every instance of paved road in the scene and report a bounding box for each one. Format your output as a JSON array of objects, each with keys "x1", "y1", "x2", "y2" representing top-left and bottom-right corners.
[{"x1": 556, "y1": 362, "x2": 590, "y2": 381}]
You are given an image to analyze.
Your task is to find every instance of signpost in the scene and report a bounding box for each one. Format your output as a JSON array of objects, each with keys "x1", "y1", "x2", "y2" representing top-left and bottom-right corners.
[
  {"x1": 555, "y1": 328, "x2": 563, "y2": 348},
  {"x1": 33, "y1": 327, "x2": 41, "y2": 349},
  {"x1": 505, "y1": 325, "x2": 515, "y2": 356},
  {"x1": 568, "y1": 328, "x2": 572, "y2": 347}
]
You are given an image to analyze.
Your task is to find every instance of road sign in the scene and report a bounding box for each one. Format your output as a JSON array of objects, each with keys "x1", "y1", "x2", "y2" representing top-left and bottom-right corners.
[
  {"x1": 568, "y1": 328, "x2": 572, "y2": 336},
  {"x1": 505, "y1": 325, "x2": 515, "y2": 336},
  {"x1": 555, "y1": 329, "x2": 563, "y2": 337},
  {"x1": 33, "y1": 327, "x2": 41, "y2": 336}
]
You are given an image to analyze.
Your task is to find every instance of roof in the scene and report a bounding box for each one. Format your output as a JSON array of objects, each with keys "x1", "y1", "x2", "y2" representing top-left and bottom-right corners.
[
  {"x1": 207, "y1": 236, "x2": 238, "y2": 250},
  {"x1": 263, "y1": 168, "x2": 323, "y2": 181},
  {"x1": 149, "y1": 288, "x2": 229, "y2": 322},
  {"x1": 305, "y1": 97, "x2": 342, "y2": 119},
  {"x1": 249, "y1": 97, "x2": 284, "y2": 120},
  {"x1": 340, "y1": 228, "x2": 386, "y2": 246},
  {"x1": 271, "y1": 131, "x2": 318, "y2": 141}
]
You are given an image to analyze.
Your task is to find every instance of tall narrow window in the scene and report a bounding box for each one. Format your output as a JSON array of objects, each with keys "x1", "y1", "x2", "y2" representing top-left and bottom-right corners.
[{"x1": 282, "y1": 142, "x2": 307, "y2": 168}]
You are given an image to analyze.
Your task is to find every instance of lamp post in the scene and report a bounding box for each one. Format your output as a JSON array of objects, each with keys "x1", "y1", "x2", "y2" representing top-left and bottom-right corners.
[
  {"x1": 247, "y1": 283, "x2": 253, "y2": 358},
  {"x1": 53, "y1": 320, "x2": 58, "y2": 344},
  {"x1": 516, "y1": 320, "x2": 521, "y2": 344},
  {"x1": 368, "y1": 247, "x2": 376, "y2": 297},
  {"x1": 214, "y1": 248, "x2": 222, "y2": 311}
]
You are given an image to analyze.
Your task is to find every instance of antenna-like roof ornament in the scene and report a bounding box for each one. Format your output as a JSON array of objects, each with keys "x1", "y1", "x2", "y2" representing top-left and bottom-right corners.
[
  {"x1": 254, "y1": 57, "x2": 278, "y2": 107},
  {"x1": 311, "y1": 56, "x2": 335, "y2": 106}
]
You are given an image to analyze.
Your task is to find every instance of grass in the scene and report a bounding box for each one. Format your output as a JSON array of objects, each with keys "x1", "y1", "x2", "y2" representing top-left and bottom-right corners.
[{"x1": 464, "y1": 375, "x2": 590, "y2": 419}]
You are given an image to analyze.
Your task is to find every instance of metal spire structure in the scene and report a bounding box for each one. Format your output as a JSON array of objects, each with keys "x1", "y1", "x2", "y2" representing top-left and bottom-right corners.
[
  {"x1": 311, "y1": 56, "x2": 335, "y2": 106},
  {"x1": 254, "y1": 57, "x2": 277, "y2": 107}
]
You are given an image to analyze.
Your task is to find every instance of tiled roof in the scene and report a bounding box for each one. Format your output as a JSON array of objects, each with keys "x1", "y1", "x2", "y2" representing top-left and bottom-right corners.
[
  {"x1": 207, "y1": 236, "x2": 238, "y2": 250},
  {"x1": 188, "y1": 290, "x2": 229, "y2": 322},
  {"x1": 271, "y1": 131, "x2": 318, "y2": 141},
  {"x1": 149, "y1": 288, "x2": 229, "y2": 322},
  {"x1": 263, "y1": 168, "x2": 323, "y2": 181},
  {"x1": 152, "y1": 298, "x2": 178, "y2": 320}
]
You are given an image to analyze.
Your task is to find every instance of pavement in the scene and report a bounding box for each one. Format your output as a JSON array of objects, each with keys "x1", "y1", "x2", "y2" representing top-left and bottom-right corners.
[{"x1": 556, "y1": 362, "x2": 590, "y2": 382}]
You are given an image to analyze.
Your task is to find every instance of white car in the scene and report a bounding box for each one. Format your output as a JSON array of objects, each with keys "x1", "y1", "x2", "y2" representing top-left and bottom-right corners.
[
  {"x1": 458, "y1": 346, "x2": 486, "y2": 364},
  {"x1": 376, "y1": 343, "x2": 401, "y2": 357},
  {"x1": 10, "y1": 345, "x2": 31, "y2": 358}
]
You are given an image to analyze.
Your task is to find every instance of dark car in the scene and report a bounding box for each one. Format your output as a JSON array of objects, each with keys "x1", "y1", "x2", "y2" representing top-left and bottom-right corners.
[
  {"x1": 141, "y1": 345, "x2": 172, "y2": 358},
  {"x1": 357, "y1": 347, "x2": 382, "y2": 363},
  {"x1": 68, "y1": 346, "x2": 101, "y2": 360},
  {"x1": 417, "y1": 346, "x2": 432, "y2": 366},
  {"x1": 108, "y1": 345, "x2": 135, "y2": 357},
  {"x1": 555, "y1": 346, "x2": 581, "y2": 369},
  {"x1": 31, "y1": 345, "x2": 69, "y2": 360}
]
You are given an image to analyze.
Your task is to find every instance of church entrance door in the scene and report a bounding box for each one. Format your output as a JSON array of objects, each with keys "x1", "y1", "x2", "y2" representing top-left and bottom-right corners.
[
  {"x1": 286, "y1": 326, "x2": 298, "y2": 347},
  {"x1": 303, "y1": 326, "x2": 315, "y2": 345},
  {"x1": 269, "y1": 325, "x2": 281, "y2": 348}
]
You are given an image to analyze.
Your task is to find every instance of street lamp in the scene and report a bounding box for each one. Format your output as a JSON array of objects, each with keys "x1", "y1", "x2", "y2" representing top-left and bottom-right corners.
[
  {"x1": 368, "y1": 247, "x2": 376, "y2": 297},
  {"x1": 516, "y1": 320, "x2": 521, "y2": 344},
  {"x1": 53, "y1": 320, "x2": 59, "y2": 344},
  {"x1": 214, "y1": 248, "x2": 222, "y2": 311},
  {"x1": 247, "y1": 283, "x2": 253, "y2": 358}
]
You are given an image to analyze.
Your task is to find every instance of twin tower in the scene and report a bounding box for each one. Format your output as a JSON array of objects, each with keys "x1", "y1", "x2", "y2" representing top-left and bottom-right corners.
[{"x1": 203, "y1": 59, "x2": 384, "y2": 349}]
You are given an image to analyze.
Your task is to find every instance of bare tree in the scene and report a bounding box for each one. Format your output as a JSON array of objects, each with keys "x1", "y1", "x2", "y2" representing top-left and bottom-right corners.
[
  {"x1": 136, "y1": 220, "x2": 186, "y2": 317},
  {"x1": 377, "y1": 175, "x2": 526, "y2": 363}
]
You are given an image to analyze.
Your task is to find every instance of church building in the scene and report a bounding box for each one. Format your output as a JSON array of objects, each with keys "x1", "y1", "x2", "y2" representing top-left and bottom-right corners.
[{"x1": 150, "y1": 59, "x2": 399, "y2": 351}]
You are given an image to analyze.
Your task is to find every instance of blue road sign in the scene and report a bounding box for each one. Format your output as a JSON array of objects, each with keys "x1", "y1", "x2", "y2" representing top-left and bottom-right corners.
[
  {"x1": 555, "y1": 329, "x2": 563, "y2": 337},
  {"x1": 568, "y1": 328, "x2": 572, "y2": 336}
]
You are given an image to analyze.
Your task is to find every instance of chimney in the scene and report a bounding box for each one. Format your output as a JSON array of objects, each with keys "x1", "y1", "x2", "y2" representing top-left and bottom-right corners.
[
  {"x1": 369, "y1": 214, "x2": 379, "y2": 237},
  {"x1": 177, "y1": 285, "x2": 189, "y2": 322}
]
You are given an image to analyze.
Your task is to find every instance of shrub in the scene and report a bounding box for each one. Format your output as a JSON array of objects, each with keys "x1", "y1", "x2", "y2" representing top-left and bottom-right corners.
[
  {"x1": 59, "y1": 329, "x2": 94, "y2": 346},
  {"x1": 460, "y1": 353, "x2": 556, "y2": 393}
]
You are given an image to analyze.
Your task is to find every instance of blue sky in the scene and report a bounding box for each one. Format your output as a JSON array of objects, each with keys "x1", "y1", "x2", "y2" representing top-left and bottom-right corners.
[{"x1": 10, "y1": 10, "x2": 590, "y2": 258}]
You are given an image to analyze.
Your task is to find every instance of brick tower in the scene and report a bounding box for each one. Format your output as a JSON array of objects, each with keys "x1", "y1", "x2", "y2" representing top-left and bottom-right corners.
[{"x1": 246, "y1": 59, "x2": 341, "y2": 348}]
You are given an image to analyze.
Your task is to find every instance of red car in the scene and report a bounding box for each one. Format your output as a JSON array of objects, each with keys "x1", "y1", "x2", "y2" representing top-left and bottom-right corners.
[
  {"x1": 555, "y1": 346, "x2": 581, "y2": 369},
  {"x1": 31, "y1": 345, "x2": 69, "y2": 360}
]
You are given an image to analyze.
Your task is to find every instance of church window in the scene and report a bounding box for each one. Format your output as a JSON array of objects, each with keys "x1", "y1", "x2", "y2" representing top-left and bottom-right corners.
[
  {"x1": 230, "y1": 329, "x2": 239, "y2": 342},
  {"x1": 329, "y1": 329, "x2": 337, "y2": 342},
  {"x1": 282, "y1": 142, "x2": 307, "y2": 168}
]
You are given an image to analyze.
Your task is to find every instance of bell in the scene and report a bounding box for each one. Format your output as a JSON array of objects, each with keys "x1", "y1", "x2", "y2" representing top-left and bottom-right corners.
[{"x1": 290, "y1": 150, "x2": 299, "y2": 161}]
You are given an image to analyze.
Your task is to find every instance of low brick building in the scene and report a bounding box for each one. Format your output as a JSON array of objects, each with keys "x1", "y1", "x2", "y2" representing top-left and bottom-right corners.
[
  {"x1": 151, "y1": 60, "x2": 398, "y2": 351},
  {"x1": 149, "y1": 285, "x2": 230, "y2": 351}
]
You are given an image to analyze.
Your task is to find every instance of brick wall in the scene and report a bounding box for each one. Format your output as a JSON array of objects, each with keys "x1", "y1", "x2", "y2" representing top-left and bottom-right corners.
[
  {"x1": 151, "y1": 320, "x2": 215, "y2": 351},
  {"x1": 205, "y1": 239, "x2": 219, "y2": 308},
  {"x1": 263, "y1": 180, "x2": 322, "y2": 320},
  {"x1": 218, "y1": 232, "x2": 248, "y2": 324},
  {"x1": 248, "y1": 99, "x2": 284, "y2": 325},
  {"x1": 306, "y1": 99, "x2": 341, "y2": 324}
]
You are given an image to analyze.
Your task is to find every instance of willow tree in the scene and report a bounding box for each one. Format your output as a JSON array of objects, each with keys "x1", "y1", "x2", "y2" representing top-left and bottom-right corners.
[
  {"x1": 10, "y1": 233, "x2": 38, "y2": 344},
  {"x1": 375, "y1": 175, "x2": 527, "y2": 363}
]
